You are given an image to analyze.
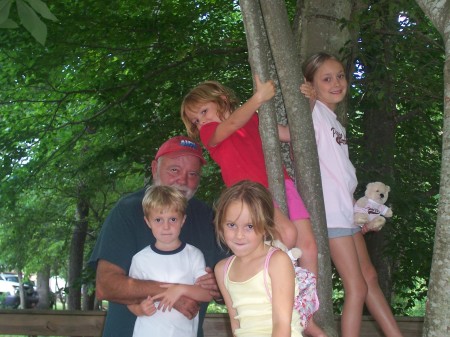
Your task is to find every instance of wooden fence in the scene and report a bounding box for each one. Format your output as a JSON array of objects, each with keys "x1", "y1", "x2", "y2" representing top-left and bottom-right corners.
[{"x1": 0, "y1": 309, "x2": 424, "y2": 336}]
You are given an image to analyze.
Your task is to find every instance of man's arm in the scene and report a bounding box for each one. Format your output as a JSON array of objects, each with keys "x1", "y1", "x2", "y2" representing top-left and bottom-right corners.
[
  {"x1": 96, "y1": 259, "x2": 160, "y2": 303},
  {"x1": 95, "y1": 259, "x2": 200, "y2": 319}
]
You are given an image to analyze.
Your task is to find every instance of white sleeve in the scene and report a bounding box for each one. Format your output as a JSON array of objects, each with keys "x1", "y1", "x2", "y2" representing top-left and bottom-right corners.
[{"x1": 189, "y1": 245, "x2": 207, "y2": 281}]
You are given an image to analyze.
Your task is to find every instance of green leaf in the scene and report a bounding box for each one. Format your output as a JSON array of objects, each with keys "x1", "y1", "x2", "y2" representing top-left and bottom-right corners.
[
  {"x1": 25, "y1": 0, "x2": 58, "y2": 21},
  {"x1": 0, "y1": 18, "x2": 18, "y2": 28},
  {"x1": 0, "y1": 0, "x2": 13, "y2": 24},
  {"x1": 16, "y1": 0, "x2": 47, "y2": 45}
]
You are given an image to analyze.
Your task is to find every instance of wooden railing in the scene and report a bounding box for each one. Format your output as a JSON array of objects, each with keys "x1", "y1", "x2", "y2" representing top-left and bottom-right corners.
[
  {"x1": 0, "y1": 309, "x2": 424, "y2": 337},
  {"x1": 0, "y1": 310, "x2": 105, "y2": 336}
]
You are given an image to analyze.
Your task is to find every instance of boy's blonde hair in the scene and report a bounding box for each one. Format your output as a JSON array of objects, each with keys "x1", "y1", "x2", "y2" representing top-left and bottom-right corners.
[
  {"x1": 181, "y1": 81, "x2": 240, "y2": 140},
  {"x1": 214, "y1": 180, "x2": 277, "y2": 248},
  {"x1": 142, "y1": 185, "x2": 187, "y2": 218}
]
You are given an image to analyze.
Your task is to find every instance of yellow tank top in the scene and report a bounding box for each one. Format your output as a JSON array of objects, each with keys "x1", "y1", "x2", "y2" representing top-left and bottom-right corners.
[{"x1": 224, "y1": 248, "x2": 303, "y2": 337}]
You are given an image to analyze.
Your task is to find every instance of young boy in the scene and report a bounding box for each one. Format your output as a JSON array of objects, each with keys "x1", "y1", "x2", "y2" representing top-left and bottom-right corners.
[{"x1": 127, "y1": 185, "x2": 213, "y2": 337}]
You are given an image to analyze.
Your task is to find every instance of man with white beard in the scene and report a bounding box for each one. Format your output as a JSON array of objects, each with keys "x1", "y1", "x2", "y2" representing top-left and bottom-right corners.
[{"x1": 89, "y1": 136, "x2": 225, "y2": 337}]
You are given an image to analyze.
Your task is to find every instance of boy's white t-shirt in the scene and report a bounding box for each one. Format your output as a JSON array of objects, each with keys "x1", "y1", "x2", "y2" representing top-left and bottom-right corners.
[
  {"x1": 313, "y1": 100, "x2": 358, "y2": 229},
  {"x1": 129, "y1": 243, "x2": 207, "y2": 337}
]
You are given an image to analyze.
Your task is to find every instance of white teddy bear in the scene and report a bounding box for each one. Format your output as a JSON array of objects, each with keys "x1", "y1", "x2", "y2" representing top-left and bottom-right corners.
[
  {"x1": 271, "y1": 239, "x2": 302, "y2": 263},
  {"x1": 354, "y1": 181, "x2": 393, "y2": 231}
]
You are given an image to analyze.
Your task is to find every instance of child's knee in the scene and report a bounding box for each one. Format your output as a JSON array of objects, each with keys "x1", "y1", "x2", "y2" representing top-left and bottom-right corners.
[
  {"x1": 350, "y1": 279, "x2": 368, "y2": 301},
  {"x1": 277, "y1": 222, "x2": 297, "y2": 249},
  {"x1": 281, "y1": 225, "x2": 297, "y2": 249},
  {"x1": 273, "y1": 211, "x2": 298, "y2": 248},
  {"x1": 343, "y1": 273, "x2": 368, "y2": 301},
  {"x1": 363, "y1": 265, "x2": 379, "y2": 285}
]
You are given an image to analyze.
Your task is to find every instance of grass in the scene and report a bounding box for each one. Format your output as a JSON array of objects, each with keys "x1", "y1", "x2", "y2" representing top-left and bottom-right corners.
[{"x1": 207, "y1": 300, "x2": 227, "y2": 313}]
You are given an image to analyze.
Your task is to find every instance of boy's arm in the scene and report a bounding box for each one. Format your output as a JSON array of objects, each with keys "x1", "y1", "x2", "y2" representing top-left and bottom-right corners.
[
  {"x1": 270, "y1": 250, "x2": 296, "y2": 337},
  {"x1": 127, "y1": 303, "x2": 145, "y2": 316},
  {"x1": 208, "y1": 74, "x2": 275, "y2": 146},
  {"x1": 128, "y1": 296, "x2": 157, "y2": 317},
  {"x1": 152, "y1": 283, "x2": 212, "y2": 312}
]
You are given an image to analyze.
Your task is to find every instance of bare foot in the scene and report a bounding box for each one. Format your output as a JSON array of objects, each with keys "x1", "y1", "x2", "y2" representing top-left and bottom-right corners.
[{"x1": 303, "y1": 319, "x2": 327, "y2": 337}]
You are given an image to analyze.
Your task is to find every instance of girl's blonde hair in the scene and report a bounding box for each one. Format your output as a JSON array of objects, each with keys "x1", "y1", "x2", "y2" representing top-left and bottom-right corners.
[
  {"x1": 142, "y1": 185, "x2": 187, "y2": 218},
  {"x1": 181, "y1": 81, "x2": 240, "y2": 140},
  {"x1": 214, "y1": 180, "x2": 277, "y2": 248},
  {"x1": 302, "y1": 52, "x2": 342, "y2": 83}
]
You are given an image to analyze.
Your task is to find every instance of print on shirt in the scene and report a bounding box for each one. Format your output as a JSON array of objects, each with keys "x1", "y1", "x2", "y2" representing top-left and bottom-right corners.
[{"x1": 331, "y1": 127, "x2": 348, "y2": 145}]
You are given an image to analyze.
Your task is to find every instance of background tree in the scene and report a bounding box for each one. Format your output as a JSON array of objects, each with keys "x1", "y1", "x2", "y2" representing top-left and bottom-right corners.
[
  {"x1": 413, "y1": 0, "x2": 450, "y2": 334},
  {"x1": 0, "y1": 0, "x2": 58, "y2": 45}
]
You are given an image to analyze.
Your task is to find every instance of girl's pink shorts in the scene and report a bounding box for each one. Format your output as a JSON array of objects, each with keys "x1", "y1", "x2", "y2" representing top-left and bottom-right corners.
[{"x1": 274, "y1": 179, "x2": 310, "y2": 221}]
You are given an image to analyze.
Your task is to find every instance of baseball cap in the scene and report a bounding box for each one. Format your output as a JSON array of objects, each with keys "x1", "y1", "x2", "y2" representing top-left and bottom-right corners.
[{"x1": 155, "y1": 136, "x2": 206, "y2": 165}]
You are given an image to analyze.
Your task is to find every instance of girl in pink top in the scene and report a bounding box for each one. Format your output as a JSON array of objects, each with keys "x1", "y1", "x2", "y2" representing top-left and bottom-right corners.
[
  {"x1": 180, "y1": 75, "x2": 319, "y2": 287},
  {"x1": 300, "y1": 52, "x2": 402, "y2": 337}
]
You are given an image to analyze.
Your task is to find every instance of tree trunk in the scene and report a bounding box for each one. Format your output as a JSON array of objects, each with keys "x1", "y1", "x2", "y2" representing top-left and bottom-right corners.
[
  {"x1": 67, "y1": 185, "x2": 89, "y2": 310},
  {"x1": 239, "y1": 0, "x2": 288, "y2": 214},
  {"x1": 413, "y1": 0, "x2": 450, "y2": 335},
  {"x1": 36, "y1": 267, "x2": 51, "y2": 309},
  {"x1": 17, "y1": 271, "x2": 26, "y2": 310},
  {"x1": 293, "y1": 0, "x2": 352, "y2": 60},
  {"x1": 82, "y1": 284, "x2": 95, "y2": 310},
  {"x1": 239, "y1": 0, "x2": 338, "y2": 335}
]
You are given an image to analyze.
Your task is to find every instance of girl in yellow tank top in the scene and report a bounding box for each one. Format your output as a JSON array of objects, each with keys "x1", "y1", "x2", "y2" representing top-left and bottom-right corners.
[{"x1": 213, "y1": 181, "x2": 303, "y2": 337}]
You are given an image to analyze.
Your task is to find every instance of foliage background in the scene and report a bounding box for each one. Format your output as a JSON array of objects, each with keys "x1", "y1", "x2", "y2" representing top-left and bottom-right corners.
[{"x1": 0, "y1": 0, "x2": 443, "y2": 314}]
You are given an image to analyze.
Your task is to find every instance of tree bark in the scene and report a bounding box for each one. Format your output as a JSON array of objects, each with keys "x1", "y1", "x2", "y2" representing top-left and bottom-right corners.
[
  {"x1": 82, "y1": 284, "x2": 95, "y2": 310},
  {"x1": 413, "y1": 1, "x2": 450, "y2": 336},
  {"x1": 17, "y1": 271, "x2": 26, "y2": 310},
  {"x1": 239, "y1": 0, "x2": 288, "y2": 214},
  {"x1": 67, "y1": 184, "x2": 89, "y2": 310},
  {"x1": 36, "y1": 266, "x2": 51, "y2": 309}
]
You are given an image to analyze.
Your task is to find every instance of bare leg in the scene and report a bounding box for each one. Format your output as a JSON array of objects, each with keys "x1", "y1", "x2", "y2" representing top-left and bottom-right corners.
[
  {"x1": 353, "y1": 233, "x2": 403, "y2": 337},
  {"x1": 329, "y1": 236, "x2": 367, "y2": 337},
  {"x1": 293, "y1": 218, "x2": 318, "y2": 275}
]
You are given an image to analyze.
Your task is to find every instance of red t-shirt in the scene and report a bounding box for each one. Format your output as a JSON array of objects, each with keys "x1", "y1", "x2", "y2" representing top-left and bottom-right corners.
[{"x1": 200, "y1": 114, "x2": 288, "y2": 187}]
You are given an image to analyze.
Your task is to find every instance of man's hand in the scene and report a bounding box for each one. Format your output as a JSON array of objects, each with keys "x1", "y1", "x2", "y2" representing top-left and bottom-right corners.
[
  {"x1": 196, "y1": 267, "x2": 222, "y2": 300},
  {"x1": 172, "y1": 295, "x2": 200, "y2": 320}
]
